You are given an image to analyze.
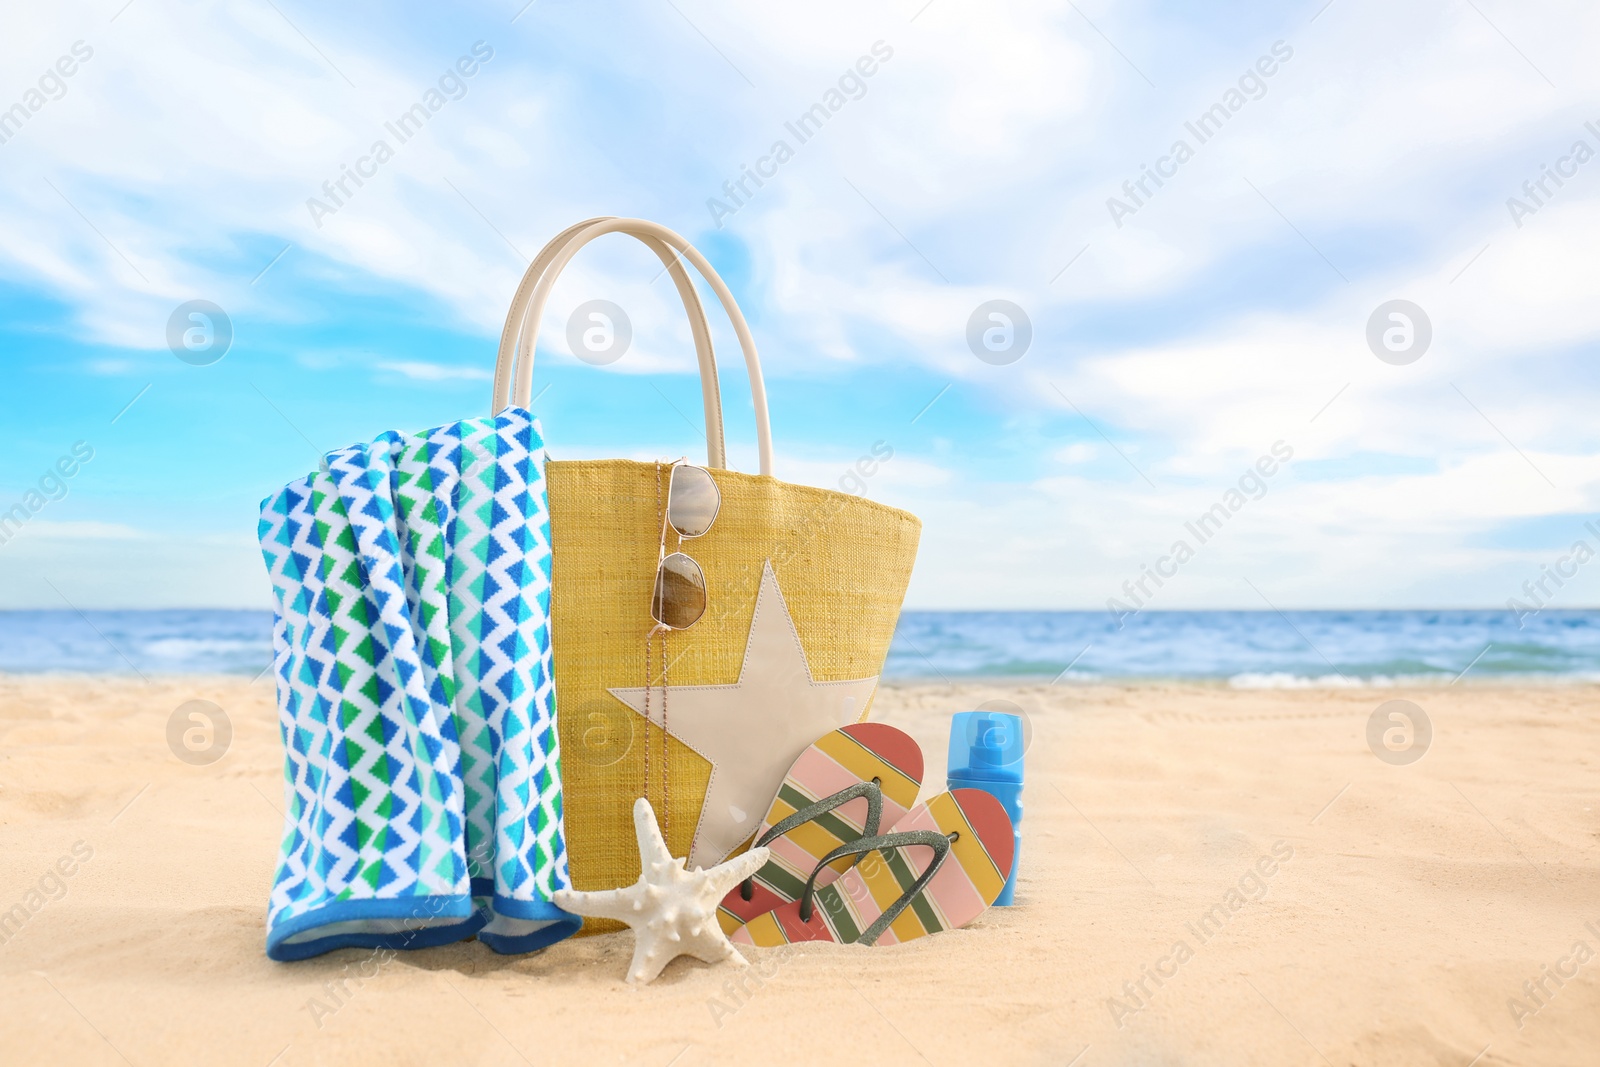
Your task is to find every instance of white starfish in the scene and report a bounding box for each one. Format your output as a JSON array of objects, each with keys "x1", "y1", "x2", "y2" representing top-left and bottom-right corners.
[{"x1": 553, "y1": 797, "x2": 770, "y2": 985}]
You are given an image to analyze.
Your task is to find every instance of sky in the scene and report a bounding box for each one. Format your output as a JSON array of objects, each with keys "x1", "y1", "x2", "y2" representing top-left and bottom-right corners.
[{"x1": 0, "y1": 0, "x2": 1598, "y2": 612}]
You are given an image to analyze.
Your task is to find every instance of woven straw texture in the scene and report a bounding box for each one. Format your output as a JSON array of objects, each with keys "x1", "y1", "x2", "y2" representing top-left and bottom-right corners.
[{"x1": 546, "y1": 459, "x2": 920, "y2": 932}]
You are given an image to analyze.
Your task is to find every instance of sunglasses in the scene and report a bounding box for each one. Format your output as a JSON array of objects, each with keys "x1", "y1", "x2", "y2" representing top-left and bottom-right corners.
[{"x1": 650, "y1": 461, "x2": 721, "y2": 631}]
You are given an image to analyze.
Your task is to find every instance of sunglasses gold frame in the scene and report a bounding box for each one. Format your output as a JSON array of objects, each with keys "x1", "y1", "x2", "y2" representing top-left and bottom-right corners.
[{"x1": 649, "y1": 460, "x2": 721, "y2": 631}]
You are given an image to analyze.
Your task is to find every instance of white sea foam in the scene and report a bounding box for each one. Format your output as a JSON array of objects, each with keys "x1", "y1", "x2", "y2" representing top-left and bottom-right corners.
[
  {"x1": 1226, "y1": 670, "x2": 1600, "y2": 689},
  {"x1": 140, "y1": 637, "x2": 261, "y2": 660},
  {"x1": 1227, "y1": 672, "x2": 1441, "y2": 689}
]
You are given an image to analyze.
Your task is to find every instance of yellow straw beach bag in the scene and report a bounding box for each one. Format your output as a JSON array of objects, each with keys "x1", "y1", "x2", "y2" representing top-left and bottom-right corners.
[{"x1": 491, "y1": 218, "x2": 920, "y2": 928}]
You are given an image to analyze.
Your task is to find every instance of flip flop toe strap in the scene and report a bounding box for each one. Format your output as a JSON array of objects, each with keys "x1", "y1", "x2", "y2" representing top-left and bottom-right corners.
[
  {"x1": 798, "y1": 830, "x2": 952, "y2": 946},
  {"x1": 739, "y1": 779, "x2": 884, "y2": 901}
]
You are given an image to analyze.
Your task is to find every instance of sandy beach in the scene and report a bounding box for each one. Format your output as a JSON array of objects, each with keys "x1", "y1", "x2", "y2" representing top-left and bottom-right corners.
[{"x1": 2, "y1": 674, "x2": 1596, "y2": 1066}]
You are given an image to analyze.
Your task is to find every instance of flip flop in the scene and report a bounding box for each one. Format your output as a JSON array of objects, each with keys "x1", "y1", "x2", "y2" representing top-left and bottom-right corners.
[
  {"x1": 729, "y1": 788, "x2": 1014, "y2": 947},
  {"x1": 716, "y1": 723, "x2": 924, "y2": 934}
]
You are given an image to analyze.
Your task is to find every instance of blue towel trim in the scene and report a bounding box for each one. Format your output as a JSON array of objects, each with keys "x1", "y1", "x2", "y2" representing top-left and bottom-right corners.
[{"x1": 266, "y1": 895, "x2": 479, "y2": 962}]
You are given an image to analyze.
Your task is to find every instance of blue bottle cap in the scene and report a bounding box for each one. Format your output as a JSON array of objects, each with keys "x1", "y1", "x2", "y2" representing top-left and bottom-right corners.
[{"x1": 947, "y1": 710, "x2": 1024, "y2": 781}]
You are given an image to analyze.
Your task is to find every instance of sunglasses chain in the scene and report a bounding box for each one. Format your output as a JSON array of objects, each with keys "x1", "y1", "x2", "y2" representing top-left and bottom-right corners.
[{"x1": 643, "y1": 461, "x2": 671, "y2": 845}]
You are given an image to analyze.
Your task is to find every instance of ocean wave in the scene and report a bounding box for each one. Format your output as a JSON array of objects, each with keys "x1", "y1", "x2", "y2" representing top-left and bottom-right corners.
[
  {"x1": 0, "y1": 610, "x2": 273, "y2": 675},
  {"x1": 6, "y1": 607, "x2": 1600, "y2": 680},
  {"x1": 1227, "y1": 672, "x2": 1441, "y2": 689},
  {"x1": 886, "y1": 609, "x2": 1600, "y2": 683},
  {"x1": 1227, "y1": 671, "x2": 1600, "y2": 689},
  {"x1": 139, "y1": 637, "x2": 265, "y2": 660}
]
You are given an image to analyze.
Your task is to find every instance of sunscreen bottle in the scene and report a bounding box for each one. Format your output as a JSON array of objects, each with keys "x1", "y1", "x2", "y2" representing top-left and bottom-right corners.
[{"x1": 946, "y1": 710, "x2": 1024, "y2": 905}]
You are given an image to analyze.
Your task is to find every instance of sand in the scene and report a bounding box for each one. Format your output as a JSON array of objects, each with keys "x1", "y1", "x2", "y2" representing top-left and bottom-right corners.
[{"x1": 1, "y1": 674, "x2": 1597, "y2": 1066}]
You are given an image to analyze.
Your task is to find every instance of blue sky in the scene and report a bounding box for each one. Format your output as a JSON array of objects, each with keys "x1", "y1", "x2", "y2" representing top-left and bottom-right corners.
[{"x1": 1, "y1": 0, "x2": 1597, "y2": 611}]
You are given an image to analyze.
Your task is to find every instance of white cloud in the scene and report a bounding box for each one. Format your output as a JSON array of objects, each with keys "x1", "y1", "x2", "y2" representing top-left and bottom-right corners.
[
  {"x1": 6, "y1": 520, "x2": 149, "y2": 541},
  {"x1": 4, "y1": 0, "x2": 1600, "y2": 607},
  {"x1": 375, "y1": 360, "x2": 492, "y2": 382},
  {"x1": 1055, "y1": 443, "x2": 1098, "y2": 464}
]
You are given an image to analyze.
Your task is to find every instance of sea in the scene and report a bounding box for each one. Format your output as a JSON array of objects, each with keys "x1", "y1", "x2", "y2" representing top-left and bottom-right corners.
[{"x1": 1, "y1": 608, "x2": 1597, "y2": 686}]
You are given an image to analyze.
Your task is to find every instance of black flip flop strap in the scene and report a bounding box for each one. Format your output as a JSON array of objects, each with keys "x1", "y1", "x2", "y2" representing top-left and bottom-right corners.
[
  {"x1": 798, "y1": 829, "x2": 952, "y2": 946},
  {"x1": 740, "y1": 780, "x2": 884, "y2": 901}
]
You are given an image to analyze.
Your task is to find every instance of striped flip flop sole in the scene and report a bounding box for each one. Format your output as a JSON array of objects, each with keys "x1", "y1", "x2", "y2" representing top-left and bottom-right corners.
[
  {"x1": 717, "y1": 723, "x2": 923, "y2": 933},
  {"x1": 730, "y1": 788, "x2": 1014, "y2": 947}
]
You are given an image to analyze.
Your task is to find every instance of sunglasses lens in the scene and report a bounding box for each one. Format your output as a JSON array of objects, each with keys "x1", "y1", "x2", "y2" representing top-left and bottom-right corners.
[
  {"x1": 652, "y1": 552, "x2": 707, "y2": 629},
  {"x1": 668, "y1": 464, "x2": 720, "y2": 538}
]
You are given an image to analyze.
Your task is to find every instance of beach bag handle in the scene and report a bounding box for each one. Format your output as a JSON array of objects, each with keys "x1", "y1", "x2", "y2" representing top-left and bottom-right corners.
[
  {"x1": 493, "y1": 216, "x2": 727, "y2": 466},
  {"x1": 492, "y1": 217, "x2": 774, "y2": 477}
]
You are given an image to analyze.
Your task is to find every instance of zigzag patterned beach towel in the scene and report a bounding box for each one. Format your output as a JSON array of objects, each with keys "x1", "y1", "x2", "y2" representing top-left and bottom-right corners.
[{"x1": 258, "y1": 406, "x2": 578, "y2": 961}]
